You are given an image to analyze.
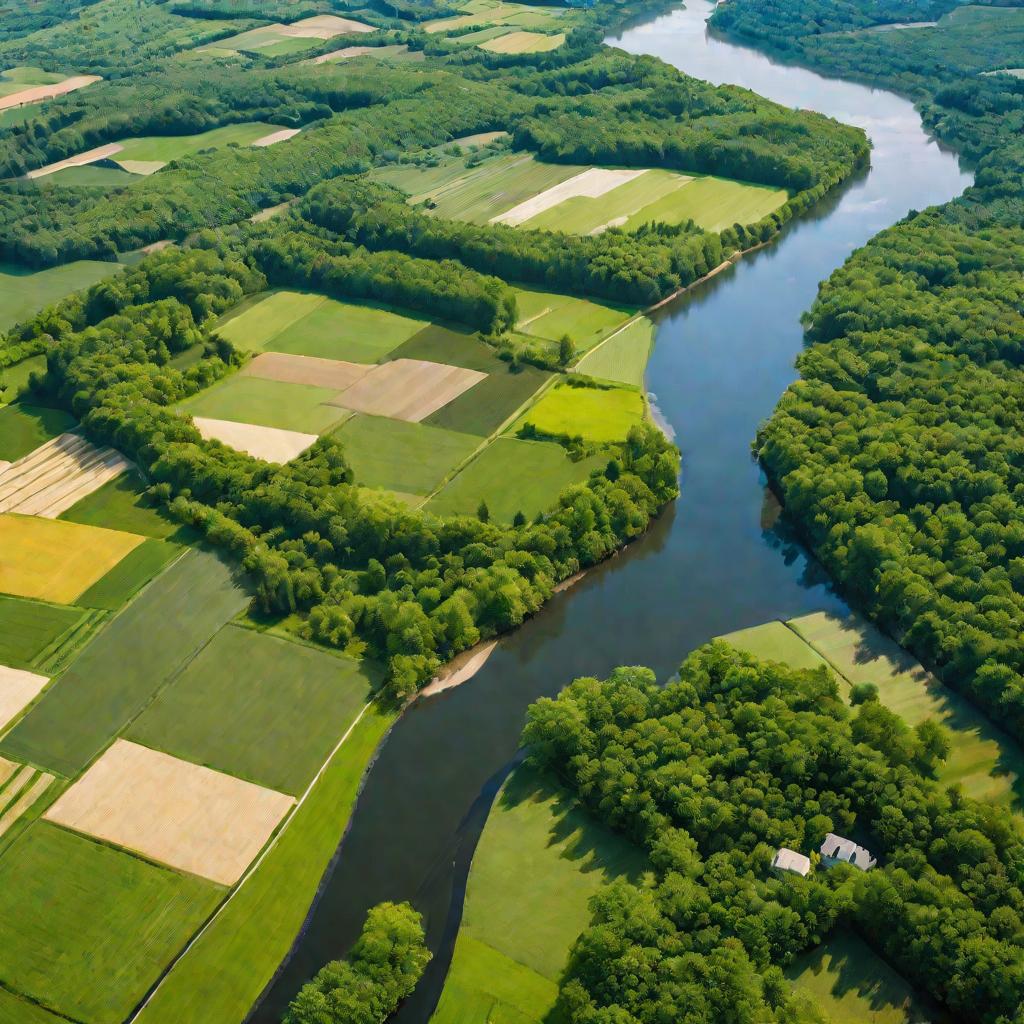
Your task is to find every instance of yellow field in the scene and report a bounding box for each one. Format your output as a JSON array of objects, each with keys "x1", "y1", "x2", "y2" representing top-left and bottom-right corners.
[
  {"x1": 480, "y1": 30, "x2": 565, "y2": 52},
  {"x1": 0, "y1": 514, "x2": 143, "y2": 604}
]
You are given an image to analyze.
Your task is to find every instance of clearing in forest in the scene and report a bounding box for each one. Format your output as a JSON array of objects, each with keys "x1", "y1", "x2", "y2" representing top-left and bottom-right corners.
[
  {"x1": 0, "y1": 257, "x2": 120, "y2": 333},
  {"x1": 0, "y1": 514, "x2": 144, "y2": 605},
  {"x1": 510, "y1": 381, "x2": 645, "y2": 443},
  {"x1": 25, "y1": 142, "x2": 124, "y2": 179},
  {"x1": 192, "y1": 416, "x2": 319, "y2": 463},
  {"x1": 310, "y1": 44, "x2": 410, "y2": 64},
  {"x1": 492, "y1": 167, "x2": 647, "y2": 226},
  {"x1": 44, "y1": 739, "x2": 294, "y2": 885},
  {"x1": 205, "y1": 15, "x2": 374, "y2": 57},
  {"x1": 0, "y1": 68, "x2": 100, "y2": 112},
  {"x1": 513, "y1": 286, "x2": 637, "y2": 353}
]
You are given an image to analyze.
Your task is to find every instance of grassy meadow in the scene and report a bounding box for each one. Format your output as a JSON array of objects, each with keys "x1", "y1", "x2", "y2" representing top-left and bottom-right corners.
[
  {"x1": 60, "y1": 472, "x2": 185, "y2": 539},
  {"x1": 0, "y1": 262, "x2": 120, "y2": 334},
  {"x1": 575, "y1": 317, "x2": 654, "y2": 386},
  {"x1": 0, "y1": 404, "x2": 76, "y2": 462},
  {"x1": 73, "y1": 538, "x2": 180, "y2": 610},
  {"x1": 110, "y1": 122, "x2": 291, "y2": 173},
  {"x1": 0, "y1": 594, "x2": 88, "y2": 670},
  {"x1": 514, "y1": 286, "x2": 637, "y2": 353},
  {"x1": 511, "y1": 381, "x2": 645, "y2": 443},
  {"x1": 425, "y1": 363, "x2": 550, "y2": 436},
  {"x1": 431, "y1": 765, "x2": 649, "y2": 1024}
]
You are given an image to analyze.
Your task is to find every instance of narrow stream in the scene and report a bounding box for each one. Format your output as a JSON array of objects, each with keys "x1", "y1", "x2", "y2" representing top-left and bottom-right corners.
[{"x1": 249, "y1": 3, "x2": 972, "y2": 1020}]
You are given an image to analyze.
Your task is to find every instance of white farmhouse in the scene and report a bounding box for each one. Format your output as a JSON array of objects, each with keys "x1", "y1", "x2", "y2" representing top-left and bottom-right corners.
[
  {"x1": 771, "y1": 847, "x2": 812, "y2": 877},
  {"x1": 820, "y1": 833, "x2": 876, "y2": 870}
]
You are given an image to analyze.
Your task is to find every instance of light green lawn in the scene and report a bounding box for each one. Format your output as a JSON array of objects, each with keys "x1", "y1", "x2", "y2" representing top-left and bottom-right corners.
[
  {"x1": 479, "y1": 29, "x2": 565, "y2": 52},
  {"x1": 388, "y1": 324, "x2": 506, "y2": 373},
  {"x1": 718, "y1": 620, "x2": 832, "y2": 672},
  {"x1": 0, "y1": 67, "x2": 64, "y2": 98},
  {"x1": 136, "y1": 703, "x2": 396, "y2": 1024},
  {"x1": 60, "y1": 472, "x2": 184, "y2": 539},
  {"x1": 332, "y1": 414, "x2": 480, "y2": 496},
  {"x1": 179, "y1": 374, "x2": 347, "y2": 433},
  {"x1": 630, "y1": 175, "x2": 788, "y2": 232},
  {"x1": 215, "y1": 290, "x2": 325, "y2": 351},
  {"x1": 114, "y1": 122, "x2": 285, "y2": 164},
  {"x1": 514, "y1": 286, "x2": 636, "y2": 352},
  {"x1": 511, "y1": 382, "x2": 644, "y2": 443},
  {"x1": 575, "y1": 318, "x2": 654, "y2": 387},
  {"x1": 432, "y1": 765, "x2": 649, "y2": 1024},
  {"x1": 0, "y1": 986, "x2": 67, "y2": 1024},
  {"x1": 0, "y1": 823, "x2": 222, "y2": 1024},
  {"x1": 0, "y1": 261, "x2": 120, "y2": 334},
  {"x1": 427, "y1": 436, "x2": 606, "y2": 521},
  {"x1": 0, "y1": 404, "x2": 77, "y2": 462},
  {"x1": 0, "y1": 355, "x2": 45, "y2": 405}
]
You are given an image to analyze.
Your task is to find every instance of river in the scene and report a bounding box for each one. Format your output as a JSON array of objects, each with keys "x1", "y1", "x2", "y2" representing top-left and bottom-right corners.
[{"x1": 249, "y1": 2, "x2": 972, "y2": 1020}]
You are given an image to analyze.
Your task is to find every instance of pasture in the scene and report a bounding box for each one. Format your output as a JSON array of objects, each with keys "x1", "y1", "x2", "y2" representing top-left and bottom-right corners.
[
  {"x1": 192, "y1": 417, "x2": 319, "y2": 463},
  {"x1": 431, "y1": 765, "x2": 648, "y2": 1024},
  {"x1": 0, "y1": 822, "x2": 221, "y2": 1024},
  {"x1": 110, "y1": 122, "x2": 293, "y2": 174},
  {"x1": 514, "y1": 286, "x2": 636, "y2": 352},
  {"x1": 75, "y1": 538, "x2": 179, "y2": 610},
  {"x1": 0, "y1": 354, "x2": 44, "y2": 405},
  {"x1": 575, "y1": 317, "x2": 655, "y2": 386},
  {"x1": 0, "y1": 259, "x2": 119, "y2": 334},
  {"x1": 719, "y1": 619, "x2": 832, "y2": 672},
  {"x1": 331, "y1": 415, "x2": 479, "y2": 496},
  {"x1": 427, "y1": 437, "x2": 605, "y2": 521},
  {"x1": 480, "y1": 29, "x2": 564, "y2": 51},
  {"x1": 387, "y1": 323, "x2": 503, "y2": 372},
  {"x1": 44, "y1": 739, "x2": 294, "y2": 886},
  {"x1": 44, "y1": 164, "x2": 140, "y2": 189},
  {"x1": 0, "y1": 548, "x2": 248, "y2": 778},
  {"x1": 511, "y1": 381, "x2": 645, "y2": 443},
  {"x1": 0, "y1": 405, "x2": 76, "y2": 463},
  {"x1": 0, "y1": 595, "x2": 87, "y2": 670},
  {"x1": 60, "y1": 471, "x2": 183, "y2": 539},
  {"x1": 425, "y1": 363, "x2": 550, "y2": 436},
  {"x1": 129, "y1": 624, "x2": 375, "y2": 795},
  {"x1": 0, "y1": 514, "x2": 143, "y2": 605}
]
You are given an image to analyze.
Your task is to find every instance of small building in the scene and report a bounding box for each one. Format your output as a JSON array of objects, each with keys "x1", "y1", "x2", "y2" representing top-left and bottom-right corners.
[
  {"x1": 820, "y1": 833, "x2": 876, "y2": 871},
  {"x1": 771, "y1": 847, "x2": 812, "y2": 877}
]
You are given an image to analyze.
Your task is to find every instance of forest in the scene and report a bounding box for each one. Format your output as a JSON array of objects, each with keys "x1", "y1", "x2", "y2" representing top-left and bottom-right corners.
[{"x1": 523, "y1": 643, "x2": 1024, "y2": 1023}]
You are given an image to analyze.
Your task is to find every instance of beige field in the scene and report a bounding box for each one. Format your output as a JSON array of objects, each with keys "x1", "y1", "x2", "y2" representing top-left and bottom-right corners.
[
  {"x1": 0, "y1": 433, "x2": 132, "y2": 518},
  {"x1": 45, "y1": 740, "x2": 294, "y2": 885},
  {"x1": 492, "y1": 168, "x2": 647, "y2": 226},
  {"x1": 252, "y1": 128, "x2": 300, "y2": 147},
  {"x1": 310, "y1": 45, "x2": 377, "y2": 63},
  {"x1": 26, "y1": 143, "x2": 124, "y2": 179},
  {"x1": 193, "y1": 416, "x2": 318, "y2": 463},
  {"x1": 0, "y1": 665, "x2": 48, "y2": 730},
  {"x1": 329, "y1": 359, "x2": 486, "y2": 422},
  {"x1": 243, "y1": 351, "x2": 371, "y2": 390},
  {"x1": 117, "y1": 159, "x2": 166, "y2": 175},
  {"x1": 279, "y1": 14, "x2": 374, "y2": 37},
  {"x1": 480, "y1": 30, "x2": 565, "y2": 53},
  {"x1": 0, "y1": 756, "x2": 15, "y2": 787},
  {"x1": 0, "y1": 74, "x2": 101, "y2": 112}
]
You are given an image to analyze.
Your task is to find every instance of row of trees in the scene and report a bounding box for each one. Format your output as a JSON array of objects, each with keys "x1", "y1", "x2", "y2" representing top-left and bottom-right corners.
[{"x1": 523, "y1": 644, "x2": 1024, "y2": 1023}]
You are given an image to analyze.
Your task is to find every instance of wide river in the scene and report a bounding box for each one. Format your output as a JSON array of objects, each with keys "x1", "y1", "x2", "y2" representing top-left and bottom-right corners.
[{"x1": 251, "y1": 2, "x2": 972, "y2": 1019}]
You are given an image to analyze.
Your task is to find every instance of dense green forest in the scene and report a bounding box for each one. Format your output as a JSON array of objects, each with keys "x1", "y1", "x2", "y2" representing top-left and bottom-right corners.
[{"x1": 524, "y1": 644, "x2": 1024, "y2": 1023}]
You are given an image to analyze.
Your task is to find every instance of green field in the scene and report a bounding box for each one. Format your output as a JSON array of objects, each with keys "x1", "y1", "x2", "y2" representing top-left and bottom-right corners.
[
  {"x1": 136, "y1": 703, "x2": 396, "y2": 1024},
  {"x1": 719, "y1": 619, "x2": 833, "y2": 672},
  {"x1": 575, "y1": 317, "x2": 654, "y2": 386},
  {"x1": 42, "y1": 165, "x2": 141, "y2": 189},
  {"x1": 480, "y1": 29, "x2": 565, "y2": 52},
  {"x1": 511, "y1": 381, "x2": 645, "y2": 443},
  {"x1": 74, "y1": 538, "x2": 180, "y2": 611},
  {"x1": 0, "y1": 262, "x2": 121, "y2": 334},
  {"x1": 179, "y1": 374, "x2": 347, "y2": 434},
  {"x1": 0, "y1": 355, "x2": 45, "y2": 405},
  {"x1": 425, "y1": 363, "x2": 550, "y2": 436},
  {"x1": 129, "y1": 624, "x2": 375, "y2": 795},
  {"x1": 217, "y1": 290, "x2": 428, "y2": 362},
  {"x1": 0, "y1": 823, "x2": 222, "y2": 1024},
  {"x1": 431, "y1": 765, "x2": 649, "y2": 1024},
  {"x1": 0, "y1": 987, "x2": 67, "y2": 1024},
  {"x1": 787, "y1": 930, "x2": 949, "y2": 1024},
  {"x1": 60, "y1": 472, "x2": 185, "y2": 539},
  {"x1": 0, "y1": 404, "x2": 77, "y2": 462},
  {"x1": 112, "y1": 122, "x2": 287, "y2": 167},
  {"x1": 427, "y1": 437, "x2": 605, "y2": 521},
  {"x1": 0, "y1": 549, "x2": 248, "y2": 778},
  {"x1": 514, "y1": 286, "x2": 636, "y2": 353},
  {"x1": 332, "y1": 414, "x2": 480, "y2": 496},
  {"x1": 0, "y1": 594, "x2": 88, "y2": 670},
  {"x1": 0, "y1": 66, "x2": 64, "y2": 97},
  {"x1": 387, "y1": 324, "x2": 506, "y2": 372}
]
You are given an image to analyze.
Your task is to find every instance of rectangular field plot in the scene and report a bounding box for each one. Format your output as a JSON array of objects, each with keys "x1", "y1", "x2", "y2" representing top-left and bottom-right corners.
[
  {"x1": 427, "y1": 437, "x2": 605, "y2": 522},
  {"x1": 329, "y1": 359, "x2": 486, "y2": 422},
  {"x1": 216, "y1": 291, "x2": 427, "y2": 362},
  {"x1": 180, "y1": 375, "x2": 347, "y2": 434},
  {"x1": 1, "y1": 549, "x2": 248, "y2": 778},
  {"x1": 494, "y1": 167, "x2": 648, "y2": 226},
  {"x1": 426, "y1": 363, "x2": 550, "y2": 436},
  {"x1": 45, "y1": 739, "x2": 293, "y2": 885},
  {"x1": 331, "y1": 415, "x2": 479, "y2": 496},
  {"x1": 0, "y1": 404, "x2": 77, "y2": 462},
  {"x1": 0, "y1": 822, "x2": 222, "y2": 1024},
  {"x1": 386, "y1": 324, "x2": 505, "y2": 373},
  {"x1": 0, "y1": 432, "x2": 132, "y2": 518},
  {"x1": 60, "y1": 471, "x2": 183, "y2": 539},
  {"x1": 109, "y1": 122, "x2": 292, "y2": 174},
  {"x1": 75, "y1": 538, "x2": 180, "y2": 611},
  {"x1": 129, "y1": 625, "x2": 375, "y2": 795},
  {"x1": 719, "y1": 620, "x2": 831, "y2": 672},
  {"x1": 242, "y1": 351, "x2": 370, "y2": 391},
  {"x1": 0, "y1": 514, "x2": 144, "y2": 604},
  {"x1": 0, "y1": 261, "x2": 120, "y2": 334},
  {"x1": 0, "y1": 595, "x2": 87, "y2": 670},
  {"x1": 510, "y1": 381, "x2": 645, "y2": 443},
  {"x1": 479, "y1": 29, "x2": 565, "y2": 51},
  {"x1": 206, "y1": 14, "x2": 374, "y2": 56},
  {"x1": 0, "y1": 665, "x2": 48, "y2": 731},
  {"x1": 514, "y1": 287, "x2": 636, "y2": 353},
  {"x1": 193, "y1": 417, "x2": 319, "y2": 464},
  {"x1": 575, "y1": 318, "x2": 654, "y2": 386}
]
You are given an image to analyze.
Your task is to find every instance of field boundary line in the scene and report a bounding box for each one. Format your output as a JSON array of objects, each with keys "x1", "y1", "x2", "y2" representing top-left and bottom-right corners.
[
  {"x1": 126, "y1": 700, "x2": 374, "y2": 1023},
  {"x1": 0, "y1": 979, "x2": 83, "y2": 1024}
]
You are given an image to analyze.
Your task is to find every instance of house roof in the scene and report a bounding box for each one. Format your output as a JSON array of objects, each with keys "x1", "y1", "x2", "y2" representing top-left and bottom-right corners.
[
  {"x1": 772, "y1": 847, "x2": 812, "y2": 877},
  {"x1": 820, "y1": 832, "x2": 876, "y2": 869}
]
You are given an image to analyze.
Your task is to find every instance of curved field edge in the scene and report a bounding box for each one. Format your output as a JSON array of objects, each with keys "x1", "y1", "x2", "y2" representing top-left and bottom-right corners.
[{"x1": 132, "y1": 703, "x2": 396, "y2": 1024}]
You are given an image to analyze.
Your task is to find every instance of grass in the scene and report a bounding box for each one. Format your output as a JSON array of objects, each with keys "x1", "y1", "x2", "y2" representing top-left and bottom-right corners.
[
  {"x1": 479, "y1": 29, "x2": 565, "y2": 52},
  {"x1": 112, "y1": 122, "x2": 286, "y2": 165},
  {"x1": 42, "y1": 165, "x2": 140, "y2": 189},
  {"x1": 129, "y1": 624, "x2": 376, "y2": 795},
  {"x1": 425, "y1": 363, "x2": 550, "y2": 436},
  {"x1": 427, "y1": 437, "x2": 605, "y2": 521},
  {"x1": 387, "y1": 324, "x2": 505, "y2": 372},
  {"x1": 0, "y1": 404, "x2": 77, "y2": 462},
  {"x1": 0, "y1": 355, "x2": 45, "y2": 405},
  {"x1": 179, "y1": 374, "x2": 347, "y2": 434},
  {"x1": 332, "y1": 414, "x2": 480, "y2": 496},
  {"x1": 0, "y1": 67, "x2": 64, "y2": 98},
  {"x1": 0, "y1": 594, "x2": 87, "y2": 670},
  {"x1": 575, "y1": 318, "x2": 654, "y2": 387},
  {"x1": 789, "y1": 611, "x2": 1024, "y2": 812},
  {"x1": 634, "y1": 175, "x2": 788, "y2": 232},
  {"x1": 718, "y1": 620, "x2": 833, "y2": 672},
  {"x1": 74, "y1": 538, "x2": 180, "y2": 611},
  {"x1": 217, "y1": 290, "x2": 427, "y2": 362},
  {"x1": 432, "y1": 764, "x2": 649, "y2": 1024},
  {"x1": 0, "y1": 548, "x2": 249, "y2": 778},
  {"x1": 514, "y1": 286, "x2": 636, "y2": 353},
  {"x1": 60, "y1": 472, "x2": 185, "y2": 539},
  {"x1": 0, "y1": 822, "x2": 222, "y2": 1024},
  {"x1": 0, "y1": 261, "x2": 121, "y2": 334},
  {"x1": 0, "y1": 987, "x2": 68, "y2": 1024},
  {"x1": 511, "y1": 381, "x2": 645, "y2": 443},
  {"x1": 0, "y1": 514, "x2": 144, "y2": 605},
  {"x1": 786, "y1": 930, "x2": 949, "y2": 1024},
  {"x1": 135, "y1": 703, "x2": 396, "y2": 1024}
]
